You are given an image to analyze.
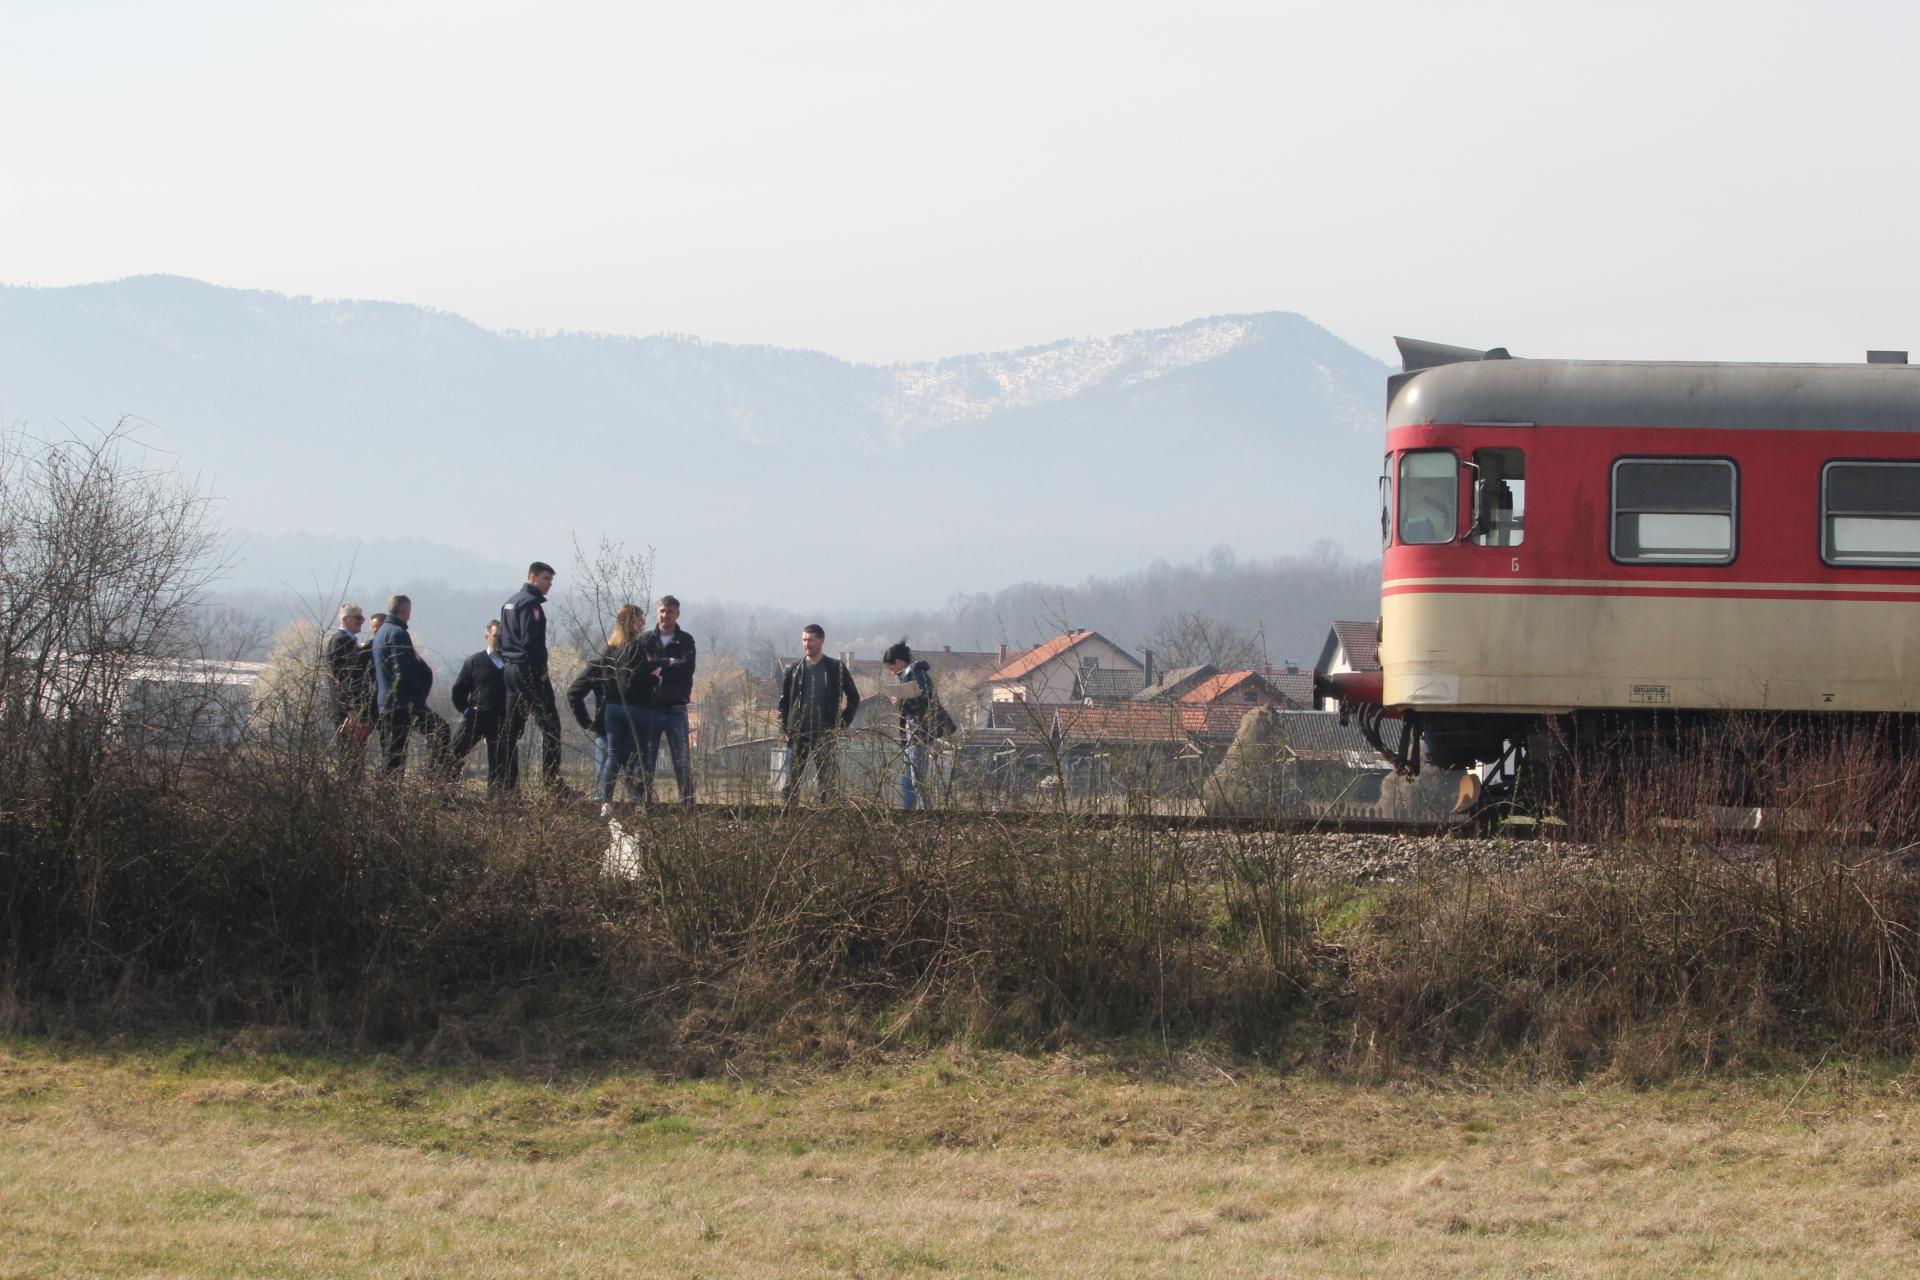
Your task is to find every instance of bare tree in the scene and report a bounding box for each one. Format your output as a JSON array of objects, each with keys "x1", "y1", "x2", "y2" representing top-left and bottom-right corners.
[
  {"x1": 1144, "y1": 610, "x2": 1264, "y2": 671},
  {"x1": 555, "y1": 535, "x2": 656, "y2": 654},
  {"x1": 0, "y1": 419, "x2": 226, "y2": 790}
]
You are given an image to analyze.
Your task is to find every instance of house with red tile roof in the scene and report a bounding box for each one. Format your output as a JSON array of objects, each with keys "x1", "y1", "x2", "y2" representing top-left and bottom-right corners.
[
  {"x1": 1132, "y1": 664, "x2": 1219, "y2": 702},
  {"x1": 980, "y1": 629, "x2": 1145, "y2": 710},
  {"x1": 1053, "y1": 702, "x2": 1197, "y2": 745},
  {"x1": 1177, "y1": 669, "x2": 1288, "y2": 710}
]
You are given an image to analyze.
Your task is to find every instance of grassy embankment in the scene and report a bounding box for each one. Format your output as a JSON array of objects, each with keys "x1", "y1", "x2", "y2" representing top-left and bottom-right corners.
[
  {"x1": 10, "y1": 701, "x2": 1920, "y2": 1274},
  {"x1": 5, "y1": 1037, "x2": 1919, "y2": 1278}
]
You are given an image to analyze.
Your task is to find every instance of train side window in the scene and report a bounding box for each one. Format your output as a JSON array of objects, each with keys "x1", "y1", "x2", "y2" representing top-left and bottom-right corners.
[
  {"x1": 1398, "y1": 450, "x2": 1457, "y2": 545},
  {"x1": 1611, "y1": 458, "x2": 1736, "y2": 564},
  {"x1": 1822, "y1": 462, "x2": 1920, "y2": 566},
  {"x1": 1469, "y1": 448, "x2": 1525, "y2": 547}
]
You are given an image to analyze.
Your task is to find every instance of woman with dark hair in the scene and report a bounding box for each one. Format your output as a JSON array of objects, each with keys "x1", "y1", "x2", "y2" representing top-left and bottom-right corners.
[
  {"x1": 587, "y1": 603, "x2": 660, "y2": 806},
  {"x1": 883, "y1": 639, "x2": 939, "y2": 810}
]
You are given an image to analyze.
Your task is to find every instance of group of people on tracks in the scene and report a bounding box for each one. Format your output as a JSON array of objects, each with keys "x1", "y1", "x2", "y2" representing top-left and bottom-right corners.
[{"x1": 321, "y1": 561, "x2": 949, "y2": 811}]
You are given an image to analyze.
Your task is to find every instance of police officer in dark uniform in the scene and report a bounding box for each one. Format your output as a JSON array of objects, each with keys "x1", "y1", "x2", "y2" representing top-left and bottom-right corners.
[{"x1": 498, "y1": 560, "x2": 565, "y2": 791}]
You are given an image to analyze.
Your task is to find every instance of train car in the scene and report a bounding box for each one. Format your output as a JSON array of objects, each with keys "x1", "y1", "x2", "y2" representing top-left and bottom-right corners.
[{"x1": 1318, "y1": 337, "x2": 1920, "y2": 793}]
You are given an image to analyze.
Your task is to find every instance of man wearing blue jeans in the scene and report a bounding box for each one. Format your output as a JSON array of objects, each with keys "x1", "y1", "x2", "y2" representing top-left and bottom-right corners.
[
  {"x1": 883, "y1": 641, "x2": 938, "y2": 810},
  {"x1": 638, "y1": 595, "x2": 697, "y2": 805}
]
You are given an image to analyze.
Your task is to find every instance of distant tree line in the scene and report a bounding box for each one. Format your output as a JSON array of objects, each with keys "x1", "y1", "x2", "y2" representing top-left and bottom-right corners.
[{"x1": 216, "y1": 539, "x2": 1379, "y2": 681}]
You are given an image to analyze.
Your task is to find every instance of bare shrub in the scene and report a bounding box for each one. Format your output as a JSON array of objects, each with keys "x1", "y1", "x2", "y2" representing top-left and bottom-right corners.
[
  {"x1": 1340, "y1": 718, "x2": 1920, "y2": 1075},
  {"x1": 1, "y1": 421, "x2": 227, "y2": 993}
]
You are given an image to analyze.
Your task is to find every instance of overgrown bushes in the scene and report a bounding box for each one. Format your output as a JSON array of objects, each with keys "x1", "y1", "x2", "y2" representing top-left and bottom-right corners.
[{"x1": 8, "y1": 740, "x2": 1920, "y2": 1078}]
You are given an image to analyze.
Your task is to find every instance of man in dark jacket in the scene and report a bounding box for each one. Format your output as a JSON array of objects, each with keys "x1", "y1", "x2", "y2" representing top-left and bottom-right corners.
[
  {"x1": 883, "y1": 641, "x2": 939, "y2": 810},
  {"x1": 776, "y1": 623, "x2": 859, "y2": 804},
  {"x1": 638, "y1": 594, "x2": 697, "y2": 804},
  {"x1": 321, "y1": 601, "x2": 373, "y2": 746},
  {"x1": 498, "y1": 561, "x2": 565, "y2": 792},
  {"x1": 370, "y1": 594, "x2": 448, "y2": 775},
  {"x1": 448, "y1": 619, "x2": 509, "y2": 787}
]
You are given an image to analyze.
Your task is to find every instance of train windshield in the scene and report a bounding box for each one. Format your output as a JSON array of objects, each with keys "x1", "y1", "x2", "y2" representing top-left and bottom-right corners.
[{"x1": 1398, "y1": 450, "x2": 1458, "y2": 544}]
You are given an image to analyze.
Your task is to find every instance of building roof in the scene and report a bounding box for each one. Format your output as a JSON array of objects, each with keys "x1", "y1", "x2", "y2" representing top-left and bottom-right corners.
[
  {"x1": 1277, "y1": 710, "x2": 1387, "y2": 764},
  {"x1": 985, "y1": 699, "x2": 1068, "y2": 734},
  {"x1": 985, "y1": 630, "x2": 1095, "y2": 683},
  {"x1": 1179, "y1": 670, "x2": 1280, "y2": 705},
  {"x1": 985, "y1": 629, "x2": 1140, "y2": 684},
  {"x1": 1263, "y1": 668, "x2": 1317, "y2": 709},
  {"x1": 956, "y1": 724, "x2": 1051, "y2": 750},
  {"x1": 1132, "y1": 664, "x2": 1217, "y2": 701},
  {"x1": 1052, "y1": 701, "x2": 1257, "y2": 745},
  {"x1": 1054, "y1": 703, "x2": 1193, "y2": 744},
  {"x1": 1183, "y1": 703, "x2": 1260, "y2": 739},
  {"x1": 1082, "y1": 667, "x2": 1148, "y2": 700},
  {"x1": 1329, "y1": 620, "x2": 1381, "y2": 672}
]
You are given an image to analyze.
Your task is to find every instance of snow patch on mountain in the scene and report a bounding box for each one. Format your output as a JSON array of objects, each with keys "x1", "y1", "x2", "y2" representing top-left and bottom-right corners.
[
  {"x1": 880, "y1": 318, "x2": 1258, "y2": 442},
  {"x1": 1313, "y1": 359, "x2": 1381, "y2": 436}
]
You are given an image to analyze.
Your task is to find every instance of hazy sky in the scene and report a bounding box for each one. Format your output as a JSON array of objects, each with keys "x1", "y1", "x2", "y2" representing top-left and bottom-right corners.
[{"x1": 5, "y1": 0, "x2": 1919, "y2": 366}]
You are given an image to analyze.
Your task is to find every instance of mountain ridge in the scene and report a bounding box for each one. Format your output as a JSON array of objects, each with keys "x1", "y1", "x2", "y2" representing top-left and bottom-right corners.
[{"x1": 0, "y1": 276, "x2": 1391, "y2": 609}]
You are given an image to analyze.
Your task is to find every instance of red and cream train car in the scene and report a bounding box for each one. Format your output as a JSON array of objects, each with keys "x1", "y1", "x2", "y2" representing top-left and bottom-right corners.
[{"x1": 1321, "y1": 338, "x2": 1920, "y2": 779}]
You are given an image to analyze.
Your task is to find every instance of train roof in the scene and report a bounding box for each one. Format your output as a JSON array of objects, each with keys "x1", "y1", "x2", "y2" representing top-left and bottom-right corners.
[{"x1": 1386, "y1": 338, "x2": 1920, "y2": 434}]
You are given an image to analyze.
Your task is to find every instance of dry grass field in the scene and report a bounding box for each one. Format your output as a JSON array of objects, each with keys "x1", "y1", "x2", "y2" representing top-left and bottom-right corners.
[{"x1": 4, "y1": 1039, "x2": 1918, "y2": 1279}]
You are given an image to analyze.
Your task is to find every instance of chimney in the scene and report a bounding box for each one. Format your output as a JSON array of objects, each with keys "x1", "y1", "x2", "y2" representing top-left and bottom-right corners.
[
  {"x1": 1143, "y1": 648, "x2": 1155, "y2": 687},
  {"x1": 997, "y1": 642, "x2": 1008, "y2": 664},
  {"x1": 943, "y1": 645, "x2": 951, "y2": 653}
]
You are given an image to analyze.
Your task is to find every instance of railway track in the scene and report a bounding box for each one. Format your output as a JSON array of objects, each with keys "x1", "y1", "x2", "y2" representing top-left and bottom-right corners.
[{"x1": 651, "y1": 800, "x2": 1470, "y2": 839}]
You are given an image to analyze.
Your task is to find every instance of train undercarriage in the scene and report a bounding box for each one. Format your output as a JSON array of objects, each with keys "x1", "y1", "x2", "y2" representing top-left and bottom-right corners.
[{"x1": 1340, "y1": 702, "x2": 1920, "y2": 835}]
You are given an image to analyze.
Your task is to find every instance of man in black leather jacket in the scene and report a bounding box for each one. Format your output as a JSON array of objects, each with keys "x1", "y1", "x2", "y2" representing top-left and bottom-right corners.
[
  {"x1": 638, "y1": 594, "x2": 697, "y2": 804},
  {"x1": 776, "y1": 623, "x2": 859, "y2": 804}
]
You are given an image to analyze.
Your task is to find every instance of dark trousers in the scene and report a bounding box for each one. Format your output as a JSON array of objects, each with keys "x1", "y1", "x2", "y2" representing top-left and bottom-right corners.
[
  {"x1": 333, "y1": 709, "x2": 372, "y2": 765},
  {"x1": 782, "y1": 731, "x2": 838, "y2": 803},
  {"x1": 502, "y1": 665, "x2": 563, "y2": 790},
  {"x1": 449, "y1": 710, "x2": 505, "y2": 787},
  {"x1": 640, "y1": 705, "x2": 695, "y2": 804},
  {"x1": 379, "y1": 706, "x2": 450, "y2": 775}
]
